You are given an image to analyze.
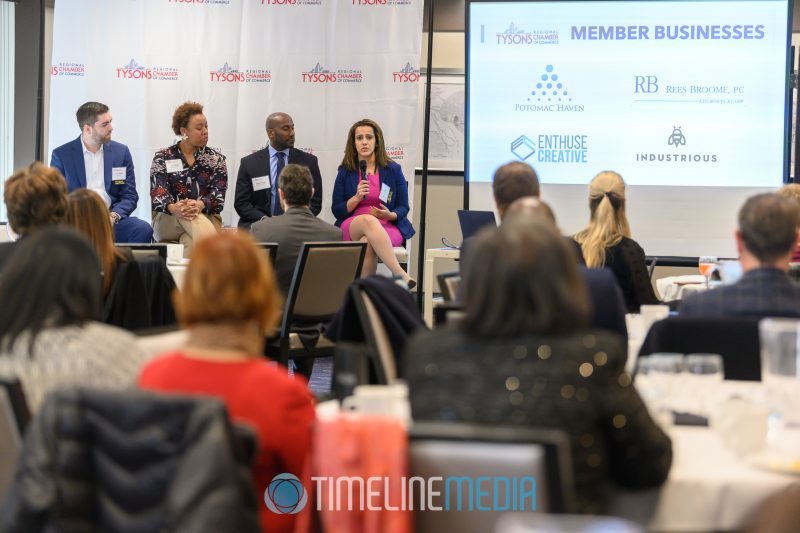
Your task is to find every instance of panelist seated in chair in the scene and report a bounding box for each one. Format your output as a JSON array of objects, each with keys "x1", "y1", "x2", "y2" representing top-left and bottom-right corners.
[
  {"x1": 680, "y1": 193, "x2": 800, "y2": 318},
  {"x1": 251, "y1": 163, "x2": 340, "y2": 297},
  {"x1": 405, "y1": 213, "x2": 672, "y2": 514},
  {"x1": 332, "y1": 118, "x2": 415, "y2": 287},
  {"x1": 138, "y1": 232, "x2": 315, "y2": 533},
  {"x1": 50, "y1": 101, "x2": 153, "y2": 243}
]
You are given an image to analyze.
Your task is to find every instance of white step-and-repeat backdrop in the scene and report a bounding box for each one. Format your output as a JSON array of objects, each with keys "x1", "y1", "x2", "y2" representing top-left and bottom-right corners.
[{"x1": 48, "y1": 0, "x2": 423, "y2": 231}]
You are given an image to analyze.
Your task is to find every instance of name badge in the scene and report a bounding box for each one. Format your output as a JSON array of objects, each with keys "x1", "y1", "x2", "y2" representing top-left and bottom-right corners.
[
  {"x1": 112, "y1": 167, "x2": 126, "y2": 185},
  {"x1": 252, "y1": 175, "x2": 270, "y2": 191},
  {"x1": 165, "y1": 159, "x2": 184, "y2": 173},
  {"x1": 379, "y1": 183, "x2": 391, "y2": 203}
]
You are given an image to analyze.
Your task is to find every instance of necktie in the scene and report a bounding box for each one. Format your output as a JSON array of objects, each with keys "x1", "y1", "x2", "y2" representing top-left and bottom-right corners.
[{"x1": 272, "y1": 152, "x2": 286, "y2": 216}]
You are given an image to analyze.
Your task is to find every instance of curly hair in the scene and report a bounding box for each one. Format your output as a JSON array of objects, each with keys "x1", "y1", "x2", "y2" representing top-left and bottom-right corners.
[
  {"x1": 171, "y1": 101, "x2": 204, "y2": 136},
  {"x1": 4, "y1": 162, "x2": 68, "y2": 236}
]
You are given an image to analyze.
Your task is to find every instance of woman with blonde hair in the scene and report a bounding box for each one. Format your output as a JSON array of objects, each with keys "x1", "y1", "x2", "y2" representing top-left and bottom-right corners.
[
  {"x1": 778, "y1": 183, "x2": 800, "y2": 262},
  {"x1": 574, "y1": 171, "x2": 660, "y2": 312}
]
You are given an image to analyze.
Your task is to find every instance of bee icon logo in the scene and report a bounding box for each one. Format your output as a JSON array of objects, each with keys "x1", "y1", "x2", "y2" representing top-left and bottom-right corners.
[{"x1": 667, "y1": 126, "x2": 686, "y2": 147}]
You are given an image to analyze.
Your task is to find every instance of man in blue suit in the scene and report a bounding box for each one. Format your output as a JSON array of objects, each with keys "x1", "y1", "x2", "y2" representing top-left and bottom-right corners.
[{"x1": 50, "y1": 101, "x2": 153, "y2": 243}]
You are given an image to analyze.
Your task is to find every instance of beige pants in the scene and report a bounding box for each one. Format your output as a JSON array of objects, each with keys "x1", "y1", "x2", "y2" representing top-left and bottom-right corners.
[{"x1": 153, "y1": 212, "x2": 221, "y2": 258}]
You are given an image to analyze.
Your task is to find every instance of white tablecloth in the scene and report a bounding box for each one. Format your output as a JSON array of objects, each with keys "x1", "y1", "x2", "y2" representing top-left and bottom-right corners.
[{"x1": 656, "y1": 275, "x2": 708, "y2": 301}]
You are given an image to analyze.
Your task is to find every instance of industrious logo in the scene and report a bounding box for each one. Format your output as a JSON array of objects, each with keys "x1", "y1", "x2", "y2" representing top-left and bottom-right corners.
[
  {"x1": 209, "y1": 62, "x2": 271, "y2": 83},
  {"x1": 301, "y1": 63, "x2": 363, "y2": 84},
  {"x1": 51, "y1": 62, "x2": 86, "y2": 77},
  {"x1": 635, "y1": 126, "x2": 718, "y2": 163},
  {"x1": 116, "y1": 59, "x2": 179, "y2": 81},
  {"x1": 392, "y1": 63, "x2": 420, "y2": 83},
  {"x1": 512, "y1": 133, "x2": 589, "y2": 163}
]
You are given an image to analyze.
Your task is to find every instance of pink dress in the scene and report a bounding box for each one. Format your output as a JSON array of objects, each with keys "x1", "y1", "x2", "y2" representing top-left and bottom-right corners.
[{"x1": 340, "y1": 172, "x2": 404, "y2": 247}]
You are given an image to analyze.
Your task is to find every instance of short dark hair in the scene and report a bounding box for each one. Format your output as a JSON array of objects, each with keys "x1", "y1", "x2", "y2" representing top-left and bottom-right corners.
[
  {"x1": 492, "y1": 162, "x2": 541, "y2": 217},
  {"x1": 171, "y1": 101, "x2": 204, "y2": 136},
  {"x1": 461, "y1": 213, "x2": 589, "y2": 337},
  {"x1": 0, "y1": 228, "x2": 103, "y2": 355},
  {"x1": 278, "y1": 164, "x2": 313, "y2": 207},
  {"x1": 738, "y1": 193, "x2": 800, "y2": 262},
  {"x1": 76, "y1": 101, "x2": 109, "y2": 130},
  {"x1": 4, "y1": 162, "x2": 68, "y2": 236}
]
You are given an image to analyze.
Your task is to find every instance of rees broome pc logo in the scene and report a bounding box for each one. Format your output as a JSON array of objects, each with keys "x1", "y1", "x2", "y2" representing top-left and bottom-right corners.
[{"x1": 264, "y1": 473, "x2": 308, "y2": 514}]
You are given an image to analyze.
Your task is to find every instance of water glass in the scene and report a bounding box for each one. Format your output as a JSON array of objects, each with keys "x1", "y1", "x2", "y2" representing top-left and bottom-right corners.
[
  {"x1": 684, "y1": 354, "x2": 724, "y2": 416},
  {"x1": 636, "y1": 353, "x2": 684, "y2": 424},
  {"x1": 759, "y1": 318, "x2": 800, "y2": 431}
]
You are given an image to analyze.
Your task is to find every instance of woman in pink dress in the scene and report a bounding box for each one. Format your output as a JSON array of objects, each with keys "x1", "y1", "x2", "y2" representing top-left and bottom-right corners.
[{"x1": 331, "y1": 119, "x2": 416, "y2": 287}]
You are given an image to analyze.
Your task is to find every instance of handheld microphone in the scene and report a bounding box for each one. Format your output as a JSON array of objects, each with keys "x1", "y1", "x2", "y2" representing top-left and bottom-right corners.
[{"x1": 359, "y1": 160, "x2": 368, "y2": 181}]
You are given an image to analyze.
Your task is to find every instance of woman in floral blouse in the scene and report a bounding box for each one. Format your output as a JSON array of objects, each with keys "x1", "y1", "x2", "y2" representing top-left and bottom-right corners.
[{"x1": 150, "y1": 101, "x2": 227, "y2": 257}]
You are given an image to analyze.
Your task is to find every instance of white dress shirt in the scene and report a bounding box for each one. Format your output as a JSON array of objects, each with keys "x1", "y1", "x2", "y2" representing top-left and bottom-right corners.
[{"x1": 82, "y1": 142, "x2": 112, "y2": 207}]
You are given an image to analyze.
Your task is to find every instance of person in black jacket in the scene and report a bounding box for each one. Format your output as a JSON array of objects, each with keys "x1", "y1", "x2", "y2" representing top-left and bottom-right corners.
[
  {"x1": 235, "y1": 112, "x2": 323, "y2": 228},
  {"x1": 406, "y1": 213, "x2": 672, "y2": 514}
]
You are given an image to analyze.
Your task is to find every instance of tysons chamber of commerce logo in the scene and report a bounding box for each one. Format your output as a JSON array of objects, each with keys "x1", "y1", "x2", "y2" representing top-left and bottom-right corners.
[
  {"x1": 264, "y1": 473, "x2": 308, "y2": 514},
  {"x1": 261, "y1": 0, "x2": 323, "y2": 5},
  {"x1": 352, "y1": 0, "x2": 412, "y2": 5},
  {"x1": 512, "y1": 133, "x2": 588, "y2": 164},
  {"x1": 116, "y1": 59, "x2": 179, "y2": 81},
  {"x1": 515, "y1": 65, "x2": 582, "y2": 113},
  {"x1": 386, "y1": 146, "x2": 405, "y2": 160},
  {"x1": 168, "y1": 0, "x2": 231, "y2": 4},
  {"x1": 393, "y1": 63, "x2": 420, "y2": 83},
  {"x1": 491, "y1": 22, "x2": 558, "y2": 45},
  {"x1": 210, "y1": 62, "x2": 271, "y2": 83},
  {"x1": 635, "y1": 126, "x2": 718, "y2": 163},
  {"x1": 302, "y1": 63, "x2": 363, "y2": 84},
  {"x1": 51, "y1": 62, "x2": 86, "y2": 77}
]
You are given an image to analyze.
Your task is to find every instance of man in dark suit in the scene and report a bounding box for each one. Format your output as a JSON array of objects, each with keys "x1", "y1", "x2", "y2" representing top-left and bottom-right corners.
[
  {"x1": 251, "y1": 164, "x2": 340, "y2": 297},
  {"x1": 235, "y1": 112, "x2": 323, "y2": 229},
  {"x1": 680, "y1": 193, "x2": 800, "y2": 318},
  {"x1": 50, "y1": 101, "x2": 153, "y2": 243}
]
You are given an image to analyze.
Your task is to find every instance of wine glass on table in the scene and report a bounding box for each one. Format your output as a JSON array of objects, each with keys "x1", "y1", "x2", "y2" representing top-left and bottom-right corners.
[{"x1": 698, "y1": 256, "x2": 718, "y2": 289}]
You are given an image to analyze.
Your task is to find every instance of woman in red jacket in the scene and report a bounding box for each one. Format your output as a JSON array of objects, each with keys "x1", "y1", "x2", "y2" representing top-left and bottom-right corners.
[{"x1": 139, "y1": 232, "x2": 315, "y2": 533}]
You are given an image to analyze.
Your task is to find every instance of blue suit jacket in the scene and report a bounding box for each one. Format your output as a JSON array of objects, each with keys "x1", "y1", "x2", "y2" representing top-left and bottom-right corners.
[
  {"x1": 50, "y1": 137, "x2": 139, "y2": 218},
  {"x1": 331, "y1": 161, "x2": 415, "y2": 241}
]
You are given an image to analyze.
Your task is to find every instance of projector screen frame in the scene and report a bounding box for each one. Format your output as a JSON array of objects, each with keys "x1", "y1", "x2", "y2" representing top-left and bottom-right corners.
[{"x1": 463, "y1": 0, "x2": 796, "y2": 209}]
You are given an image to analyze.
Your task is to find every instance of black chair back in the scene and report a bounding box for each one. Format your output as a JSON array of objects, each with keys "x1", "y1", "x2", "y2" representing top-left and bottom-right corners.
[
  {"x1": 255, "y1": 242, "x2": 278, "y2": 266},
  {"x1": 638, "y1": 316, "x2": 762, "y2": 380},
  {"x1": 118, "y1": 243, "x2": 168, "y2": 261}
]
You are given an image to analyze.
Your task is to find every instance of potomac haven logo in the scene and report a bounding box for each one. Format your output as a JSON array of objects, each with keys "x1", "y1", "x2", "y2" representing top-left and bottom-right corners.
[
  {"x1": 116, "y1": 59, "x2": 179, "y2": 81},
  {"x1": 393, "y1": 63, "x2": 420, "y2": 83},
  {"x1": 210, "y1": 62, "x2": 271, "y2": 83},
  {"x1": 51, "y1": 62, "x2": 86, "y2": 77},
  {"x1": 495, "y1": 22, "x2": 559, "y2": 45},
  {"x1": 636, "y1": 126, "x2": 718, "y2": 163},
  {"x1": 512, "y1": 133, "x2": 588, "y2": 164},
  {"x1": 264, "y1": 474, "x2": 308, "y2": 514},
  {"x1": 302, "y1": 63, "x2": 363, "y2": 84},
  {"x1": 516, "y1": 65, "x2": 582, "y2": 112}
]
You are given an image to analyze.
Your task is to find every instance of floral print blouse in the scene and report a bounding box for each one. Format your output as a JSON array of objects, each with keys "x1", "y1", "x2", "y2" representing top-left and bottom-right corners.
[{"x1": 150, "y1": 143, "x2": 227, "y2": 214}]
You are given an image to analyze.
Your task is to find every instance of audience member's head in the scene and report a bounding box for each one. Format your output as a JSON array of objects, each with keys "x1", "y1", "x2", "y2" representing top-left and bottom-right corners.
[
  {"x1": 777, "y1": 184, "x2": 800, "y2": 225},
  {"x1": 461, "y1": 212, "x2": 589, "y2": 338},
  {"x1": 0, "y1": 228, "x2": 103, "y2": 354},
  {"x1": 505, "y1": 196, "x2": 557, "y2": 226},
  {"x1": 574, "y1": 170, "x2": 631, "y2": 267},
  {"x1": 175, "y1": 232, "x2": 282, "y2": 337},
  {"x1": 736, "y1": 193, "x2": 800, "y2": 269},
  {"x1": 65, "y1": 189, "x2": 119, "y2": 294},
  {"x1": 492, "y1": 162, "x2": 541, "y2": 219},
  {"x1": 278, "y1": 164, "x2": 313, "y2": 209},
  {"x1": 4, "y1": 162, "x2": 68, "y2": 237}
]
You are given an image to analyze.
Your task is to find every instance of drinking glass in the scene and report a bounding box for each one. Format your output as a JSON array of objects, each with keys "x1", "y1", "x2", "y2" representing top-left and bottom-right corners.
[
  {"x1": 698, "y1": 256, "x2": 718, "y2": 289},
  {"x1": 636, "y1": 353, "x2": 684, "y2": 425},
  {"x1": 684, "y1": 353, "x2": 724, "y2": 416}
]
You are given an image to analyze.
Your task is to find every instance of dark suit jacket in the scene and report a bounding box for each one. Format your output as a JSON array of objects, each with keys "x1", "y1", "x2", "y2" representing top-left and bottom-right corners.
[
  {"x1": 405, "y1": 328, "x2": 672, "y2": 514},
  {"x1": 251, "y1": 206, "x2": 341, "y2": 296},
  {"x1": 331, "y1": 162, "x2": 415, "y2": 241},
  {"x1": 581, "y1": 267, "x2": 628, "y2": 338},
  {"x1": 234, "y1": 147, "x2": 322, "y2": 225},
  {"x1": 50, "y1": 137, "x2": 139, "y2": 218},
  {"x1": 679, "y1": 267, "x2": 800, "y2": 318}
]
